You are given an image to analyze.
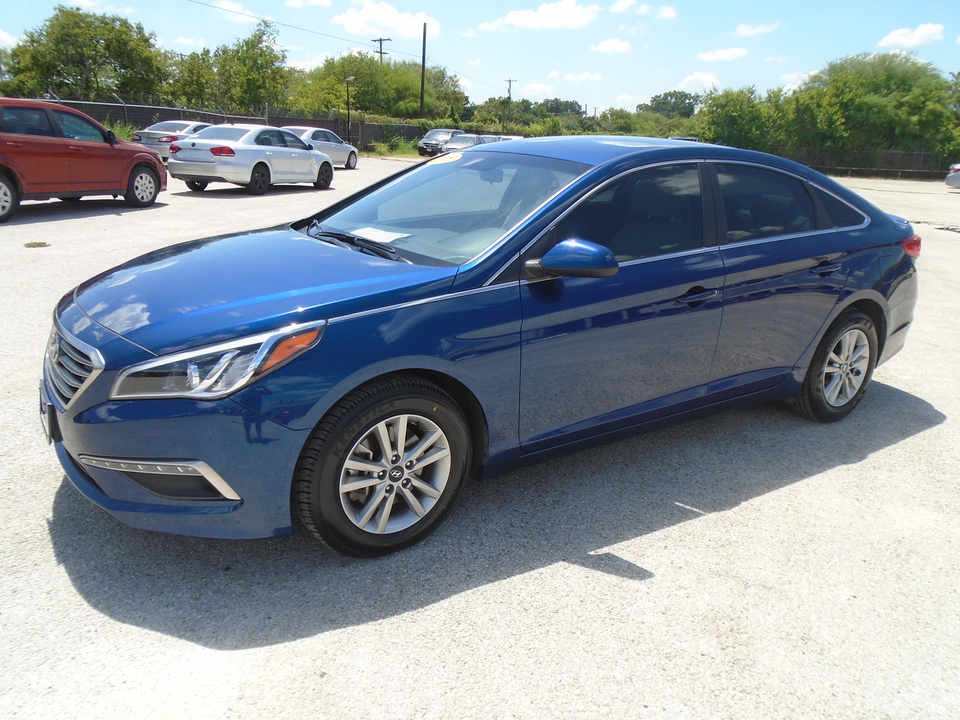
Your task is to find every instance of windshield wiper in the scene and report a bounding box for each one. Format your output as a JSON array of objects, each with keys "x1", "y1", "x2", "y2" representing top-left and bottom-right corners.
[{"x1": 307, "y1": 224, "x2": 413, "y2": 264}]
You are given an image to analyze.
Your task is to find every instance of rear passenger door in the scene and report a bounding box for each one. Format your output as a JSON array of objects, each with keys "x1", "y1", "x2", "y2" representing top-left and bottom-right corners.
[
  {"x1": 0, "y1": 105, "x2": 70, "y2": 194},
  {"x1": 709, "y1": 163, "x2": 851, "y2": 393},
  {"x1": 254, "y1": 129, "x2": 291, "y2": 180}
]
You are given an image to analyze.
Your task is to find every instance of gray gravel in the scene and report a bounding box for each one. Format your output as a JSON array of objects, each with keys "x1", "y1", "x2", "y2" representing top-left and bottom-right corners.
[{"x1": 1, "y1": 162, "x2": 958, "y2": 719}]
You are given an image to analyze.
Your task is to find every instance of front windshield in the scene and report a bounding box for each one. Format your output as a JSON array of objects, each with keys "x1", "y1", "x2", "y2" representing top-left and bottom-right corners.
[{"x1": 313, "y1": 151, "x2": 588, "y2": 266}]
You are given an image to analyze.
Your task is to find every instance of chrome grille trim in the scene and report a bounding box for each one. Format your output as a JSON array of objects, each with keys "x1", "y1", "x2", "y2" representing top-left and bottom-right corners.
[
  {"x1": 45, "y1": 321, "x2": 104, "y2": 409},
  {"x1": 78, "y1": 456, "x2": 242, "y2": 501}
]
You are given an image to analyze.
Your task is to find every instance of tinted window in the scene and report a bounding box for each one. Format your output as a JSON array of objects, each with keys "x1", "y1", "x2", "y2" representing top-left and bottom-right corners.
[
  {"x1": 149, "y1": 121, "x2": 192, "y2": 132},
  {"x1": 716, "y1": 164, "x2": 814, "y2": 243},
  {"x1": 192, "y1": 127, "x2": 248, "y2": 142},
  {"x1": 256, "y1": 130, "x2": 286, "y2": 147},
  {"x1": 322, "y1": 130, "x2": 340, "y2": 143},
  {"x1": 812, "y1": 186, "x2": 867, "y2": 228},
  {"x1": 555, "y1": 164, "x2": 704, "y2": 261},
  {"x1": 2, "y1": 107, "x2": 56, "y2": 137},
  {"x1": 280, "y1": 131, "x2": 308, "y2": 149},
  {"x1": 53, "y1": 111, "x2": 105, "y2": 142}
]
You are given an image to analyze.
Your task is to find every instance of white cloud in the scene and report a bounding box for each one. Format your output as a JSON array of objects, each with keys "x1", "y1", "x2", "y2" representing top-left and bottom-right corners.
[
  {"x1": 468, "y1": 59, "x2": 481, "y2": 67},
  {"x1": 333, "y1": 1, "x2": 440, "y2": 38},
  {"x1": 458, "y1": 76, "x2": 472, "y2": 89},
  {"x1": 610, "y1": 0, "x2": 635, "y2": 12},
  {"x1": 69, "y1": 1, "x2": 137, "y2": 13},
  {"x1": 736, "y1": 21, "x2": 781, "y2": 37},
  {"x1": 548, "y1": 70, "x2": 560, "y2": 78},
  {"x1": 591, "y1": 38, "x2": 631, "y2": 53},
  {"x1": 696, "y1": 47, "x2": 748, "y2": 62},
  {"x1": 175, "y1": 37, "x2": 207, "y2": 48},
  {"x1": 457, "y1": 28, "x2": 478, "y2": 38},
  {"x1": 564, "y1": 72, "x2": 602, "y2": 81},
  {"x1": 878, "y1": 23, "x2": 944, "y2": 48},
  {"x1": 676, "y1": 71, "x2": 718, "y2": 93},
  {"x1": 287, "y1": 53, "x2": 331, "y2": 70},
  {"x1": 522, "y1": 83, "x2": 557, "y2": 100},
  {"x1": 0, "y1": 29, "x2": 18, "y2": 48},
  {"x1": 765, "y1": 55, "x2": 788, "y2": 63},
  {"x1": 285, "y1": 0, "x2": 331, "y2": 7},
  {"x1": 780, "y1": 71, "x2": 812, "y2": 91},
  {"x1": 480, "y1": 0, "x2": 601, "y2": 32},
  {"x1": 637, "y1": 4, "x2": 676, "y2": 19},
  {"x1": 213, "y1": 1, "x2": 259, "y2": 23},
  {"x1": 616, "y1": 93, "x2": 646, "y2": 108}
]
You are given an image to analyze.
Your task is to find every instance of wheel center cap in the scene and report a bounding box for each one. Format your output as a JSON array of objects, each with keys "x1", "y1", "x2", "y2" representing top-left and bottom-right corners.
[{"x1": 389, "y1": 467, "x2": 404, "y2": 481}]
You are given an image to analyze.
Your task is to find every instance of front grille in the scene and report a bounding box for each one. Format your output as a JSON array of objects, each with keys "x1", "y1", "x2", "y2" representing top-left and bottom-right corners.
[{"x1": 46, "y1": 325, "x2": 101, "y2": 407}]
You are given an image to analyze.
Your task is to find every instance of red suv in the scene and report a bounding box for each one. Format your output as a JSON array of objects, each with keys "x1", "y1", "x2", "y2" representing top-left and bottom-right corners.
[{"x1": 0, "y1": 97, "x2": 167, "y2": 223}]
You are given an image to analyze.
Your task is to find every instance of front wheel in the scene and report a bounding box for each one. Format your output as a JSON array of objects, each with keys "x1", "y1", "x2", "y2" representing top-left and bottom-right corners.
[
  {"x1": 124, "y1": 166, "x2": 159, "y2": 208},
  {"x1": 295, "y1": 375, "x2": 472, "y2": 557},
  {"x1": 314, "y1": 163, "x2": 333, "y2": 190},
  {"x1": 794, "y1": 310, "x2": 878, "y2": 422},
  {"x1": 0, "y1": 173, "x2": 18, "y2": 223},
  {"x1": 246, "y1": 163, "x2": 270, "y2": 195},
  {"x1": 185, "y1": 180, "x2": 208, "y2": 192},
  {"x1": 345, "y1": 152, "x2": 357, "y2": 170}
]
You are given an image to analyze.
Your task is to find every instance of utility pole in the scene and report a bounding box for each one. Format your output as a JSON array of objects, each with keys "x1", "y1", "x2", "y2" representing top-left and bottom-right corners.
[
  {"x1": 419, "y1": 23, "x2": 426, "y2": 118},
  {"x1": 505, "y1": 78, "x2": 517, "y2": 101},
  {"x1": 371, "y1": 37, "x2": 391, "y2": 63}
]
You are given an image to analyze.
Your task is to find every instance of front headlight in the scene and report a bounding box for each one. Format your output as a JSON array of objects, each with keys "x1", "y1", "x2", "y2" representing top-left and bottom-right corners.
[{"x1": 111, "y1": 320, "x2": 325, "y2": 400}]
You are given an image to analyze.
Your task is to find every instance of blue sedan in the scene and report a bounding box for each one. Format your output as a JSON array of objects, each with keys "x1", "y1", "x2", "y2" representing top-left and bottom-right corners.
[{"x1": 41, "y1": 136, "x2": 920, "y2": 556}]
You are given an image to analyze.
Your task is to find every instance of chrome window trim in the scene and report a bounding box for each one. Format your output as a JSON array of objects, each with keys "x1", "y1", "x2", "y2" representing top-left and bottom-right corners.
[
  {"x1": 78, "y1": 456, "x2": 242, "y2": 501},
  {"x1": 486, "y1": 159, "x2": 706, "y2": 286},
  {"x1": 45, "y1": 316, "x2": 106, "y2": 410}
]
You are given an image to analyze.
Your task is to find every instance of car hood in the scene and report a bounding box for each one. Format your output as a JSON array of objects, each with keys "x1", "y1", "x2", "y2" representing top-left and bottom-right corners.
[{"x1": 72, "y1": 226, "x2": 458, "y2": 356}]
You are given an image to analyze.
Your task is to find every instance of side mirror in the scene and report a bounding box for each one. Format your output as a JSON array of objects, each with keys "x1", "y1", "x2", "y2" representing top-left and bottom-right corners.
[
  {"x1": 306, "y1": 144, "x2": 314, "y2": 151},
  {"x1": 527, "y1": 239, "x2": 619, "y2": 279},
  {"x1": 106, "y1": 130, "x2": 117, "y2": 145}
]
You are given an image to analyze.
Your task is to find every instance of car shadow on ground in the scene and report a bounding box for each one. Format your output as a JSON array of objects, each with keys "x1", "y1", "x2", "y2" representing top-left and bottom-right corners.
[
  {"x1": 49, "y1": 382, "x2": 944, "y2": 650},
  {"x1": 170, "y1": 184, "x2": 333, "y2": 199},
  {"x1": 9, "y1": 199, "x2": 168, "y2": 225}
]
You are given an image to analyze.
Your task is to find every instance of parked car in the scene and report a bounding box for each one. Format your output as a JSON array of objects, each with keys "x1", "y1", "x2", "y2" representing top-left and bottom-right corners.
[
  {"x1": 442, "y1": 134, "x2": 486, "y2": 152},
  {"x1": 131, "y1": 120, "x2": 212, "y2": 160},
  {"x1": 946, "y1": 163, "x2": 960, "y2": 188},
  {"x1": 167, "y1": 124, "x2": 334, "y2": 194},
  {"x1": 418, "y1": 128, "x2": 464, "y2": 156},
  {"x1": 282, "y1": 126, "x2": 358, "y2": 169},
  {"x1": 0, "y1": 97, "x2": 166, "y2": 223},
  {"x1": 41, "y1": 136, "x2": 920, "y2": 557}
]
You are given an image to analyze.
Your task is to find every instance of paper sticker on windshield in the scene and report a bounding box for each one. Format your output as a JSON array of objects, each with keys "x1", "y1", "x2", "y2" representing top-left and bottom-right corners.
[
  {"x1": 430, "y1": 152, "x2": 462, "y2": 164},
  {"x1": 352, "y1": 227, "x2": 410, "y2": 244}
]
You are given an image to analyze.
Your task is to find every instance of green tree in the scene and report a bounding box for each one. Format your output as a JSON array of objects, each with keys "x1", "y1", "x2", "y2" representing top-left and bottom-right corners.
[
  {"x1": 637, "y1": 90, "x2": 701, "y2": 118},
  {"x1": 695, "y1": 87, "x2": 774, "y2": 150},
  {"x1": 211, "y1": 21, "x2": 288, "y2": 112},
  {"x1": 6, "y1": 5, "x2": 166, "y2": 101}
]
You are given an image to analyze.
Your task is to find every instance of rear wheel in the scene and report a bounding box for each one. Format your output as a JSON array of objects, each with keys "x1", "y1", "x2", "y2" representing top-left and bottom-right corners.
[
  {"x1": 246, "y1": 163, "x2": 270, "y2": 195},
  {"x1": 794, "y1": 310, "x2": 877, "y2": 422},
  {"x1": 345, "y1": 152, "x2": 357, "y2": 170},
  {"x1": 185, "y1": 180, "x2": 208, "y2": 192},
  {"x1": 295, "y1": 375, "x2": 471, "y2": 557},
  {"x1": 124, "y1": 165, "x2": 159, "y2": 207},
  {"x1": 0, "y1": 173, "x2": 18, "y2": 223},
  {"x1": 314, "y1": 163, "x2": 333, "y2": 190}
]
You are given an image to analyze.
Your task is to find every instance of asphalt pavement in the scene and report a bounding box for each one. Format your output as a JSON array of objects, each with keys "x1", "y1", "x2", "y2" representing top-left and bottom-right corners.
[{"x1": 1, "y1": 160, "x2": 957, "y2": 719}]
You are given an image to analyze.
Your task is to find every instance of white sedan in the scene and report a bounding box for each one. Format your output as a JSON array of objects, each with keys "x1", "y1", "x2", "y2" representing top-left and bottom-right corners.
[
  {"x1": 283, "y1": 126, "x2": 359, "y2": 169},
  {"x1": 168, "y1": 124, "x2": 335, "y2": 195}
]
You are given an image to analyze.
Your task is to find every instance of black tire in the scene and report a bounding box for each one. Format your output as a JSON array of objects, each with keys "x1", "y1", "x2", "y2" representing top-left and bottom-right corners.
[
  {"x1": 246, "y1": 163, "x2": 270, "y2": 195},
  {"x1": 345, "y1": 152, "x2": 357, "y2": 170},
  {"x1": 124, "y1": 165, "x2": 160, "y2": 208},
  {"x1": 185, "y1": 180, "x2": 208, "y2": 192},
  {"x1": 794, "y1": 310, "x2": 878, "y2": 423},
  {"x1": 314, "y1": 162, "x2": 333, "y2": 190},
  {"x1": 0, "y1": 173, "x2": 21, "y2": 223},
  {"x1": 295, "y1": 375, "x2": 472, "y2": 557}
]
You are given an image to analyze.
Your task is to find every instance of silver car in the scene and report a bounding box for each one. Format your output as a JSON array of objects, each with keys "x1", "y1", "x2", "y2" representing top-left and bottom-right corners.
[
  {"x1": 947, "y1": 163, "x2": 960, "y2": 188},
  {"x1": 132, "y1": 120, "x2": 212, "y2": 159},
  {"x1": 168, "y1": 124, "x2": 334, "y2": 195},
  {"x1": 283, "y1": 126, "x2": 358, "y2": 169}
]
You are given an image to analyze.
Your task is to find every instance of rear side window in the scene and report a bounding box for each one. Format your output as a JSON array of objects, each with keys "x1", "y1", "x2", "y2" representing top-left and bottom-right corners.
[
  {"x1": 715, "y1": 164, "x2": 815, "y2": 243},
  {"x1": 811, "y1": 186, "x2": 867, "y2": 228},
  {"x1": 1, "y1": 107, "x2": 56, "y2": 137}
]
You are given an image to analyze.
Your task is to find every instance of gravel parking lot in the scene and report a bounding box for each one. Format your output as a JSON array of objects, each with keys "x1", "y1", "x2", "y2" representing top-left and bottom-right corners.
[{"x1": 1, "y1": 160, "x2": 958, "y2": 719}]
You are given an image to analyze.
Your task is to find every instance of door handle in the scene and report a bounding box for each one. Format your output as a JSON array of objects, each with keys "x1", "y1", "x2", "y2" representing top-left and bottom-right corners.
[
  {"x1": 811, "y1": 262, "x2": 842, "y2": 276},
  {"x1": 68, "y1": 145, "x2": 83, "y2": 151},
  {"x1": 676, "y1": 288, "x2": 719, "y2": 305}
]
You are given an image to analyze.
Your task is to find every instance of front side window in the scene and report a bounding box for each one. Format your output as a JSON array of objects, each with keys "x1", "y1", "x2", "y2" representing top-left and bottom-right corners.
[
  {"x1": 716, "y1": 164, "x2": 814, "y2": 243},
  {"x1": 312, "y1": 151, "x2": 588, "y2": 265},
  {"x1": 553, "y1": 164, "x2": 704, "y2": 262},
  {"x1": 280, "y1": 131, "x2": 308, "y2": 150},
  {"x1": 53, "y1": 111, "x2": 106, "y2": 142},
  {"x1": 1, "y1": 106, "x2": 56, "y2": 137}
]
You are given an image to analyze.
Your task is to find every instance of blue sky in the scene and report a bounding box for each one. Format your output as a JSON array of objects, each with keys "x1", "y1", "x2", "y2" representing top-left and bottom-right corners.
[{"x1": 1, "y1": 1, "x2": 957, "y2": 111}]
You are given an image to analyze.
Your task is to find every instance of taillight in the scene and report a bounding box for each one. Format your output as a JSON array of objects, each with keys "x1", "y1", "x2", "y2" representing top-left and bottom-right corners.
[
  {"x1": 157, "y1": 135, "x2": 178, "y2": 143},
  {"x1": 131, "y1": 133, "x2": 142, "y2": 141},
  {"x1": 169, "y1": 143, "x2": 181, "y2": 154},
  {"x1": 901, "y1": 235, "x2": 921, "y2": 258},
  {"x1": 210, "y1": 146, "x2": 236, "y2": 157}
]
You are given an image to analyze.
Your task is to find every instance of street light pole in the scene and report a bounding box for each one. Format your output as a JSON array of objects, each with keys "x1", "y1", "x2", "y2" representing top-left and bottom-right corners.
[{"x1": 345, "y1": 75, "x2": 356, "y2": 146}]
